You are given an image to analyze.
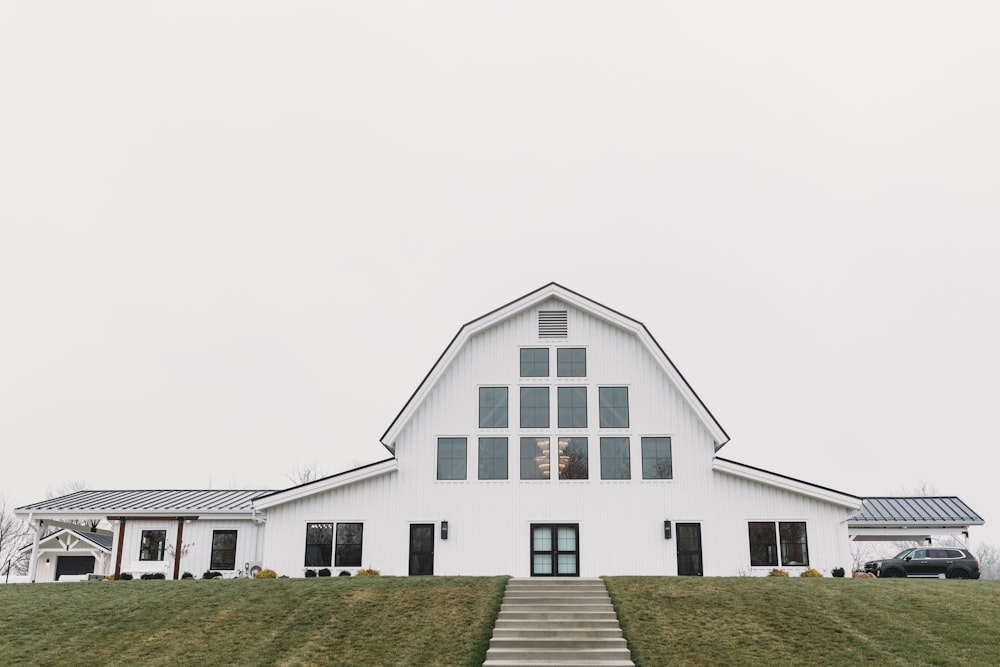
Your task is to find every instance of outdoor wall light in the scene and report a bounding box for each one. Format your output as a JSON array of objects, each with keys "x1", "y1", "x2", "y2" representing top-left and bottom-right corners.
[
  {"x1": 441, "y1": 520, "x2": 449, "y2": 540},
  {"x1": 664, "y1": 520, "x2": 672, "y2": 540}
]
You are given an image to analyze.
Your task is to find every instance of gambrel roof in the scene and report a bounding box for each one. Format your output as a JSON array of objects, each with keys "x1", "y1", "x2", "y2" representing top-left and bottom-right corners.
[{"x1": 380, "y1": 282, "x2": 730, "y2": 452}]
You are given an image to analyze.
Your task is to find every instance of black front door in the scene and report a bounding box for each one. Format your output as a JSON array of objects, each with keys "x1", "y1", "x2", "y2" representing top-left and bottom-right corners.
[
  {"x1": 676, "y1": 523, "x2": 703, "y2": 576},
  {"x1": 409, "y1": 524, "x2": 434, "y2": 575},
  {"x1": 56, "y1": 556, "x2": 95, "y2": 580},
  {"x1": 531, "y1": 524, "x2": 579, "y2": 576}
]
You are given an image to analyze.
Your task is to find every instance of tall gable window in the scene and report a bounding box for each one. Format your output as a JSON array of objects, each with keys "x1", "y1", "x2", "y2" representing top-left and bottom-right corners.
[
  {"x1": 556, "y1": 348, "x2": 586, "y2": 377},
  {"x1": 558, "y1": 437, "x2": 588, "y2": 479},
  {"x1": 538, "y1": 310, "x2": 567, "y2": 338},
  {"x1": 599, "y1": 387, "x2": 629, "y2": 428},
  {"x1": 520, "y1": 348, "x2": 549, "y2": 377},
  {"x1": 641, "y1": 437, "x2": 672, "y2": 479},
  {"x1": 139, "y1": 530, "x2": 166, "y2": 561},
  {"x1": 479, "y1": 437, "x2": 508, "y2": 480},
  {"x1": 600, "y1": 437, "x2": 631, "y2": 480},
  {"x1": 479, "y1": 387, "x2": 508, "y2": 428},
  {"x1": 305, "y1": 523, "x2": 333, "y2": 567},
  {"x1": 210, "y1": 530, "x2": 238, "y2": 570},
  {"x1": 336, "y1": 523, "x2": 364, "y2": 567},
  {"x1": 748, "y1": 521, "x2": 809, "y2": 567},
  {"x1": 520, "y1": 387, "x2": 550, "y2": 428},
  {"x1": 520, "y1": 437, "x2": 550, "y2": 480},
  {"x1": 557, "y1": 387, "x2": 587, "y2": 428},
  {"x1": 437, "y1": 437, "x2": 468, "y2": 480}
]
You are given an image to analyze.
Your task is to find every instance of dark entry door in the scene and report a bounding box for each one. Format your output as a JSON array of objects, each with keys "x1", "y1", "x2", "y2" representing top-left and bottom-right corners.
[
  {"x1": 56, "y1": 556, "x2": 95, "y2": 580},
  {"x1": 676, "y1": 523, "x2": 703, "y2": 576},
  {"x1": 531, "y1": 524, "x2": 579, "y2": 576},
  {"x1": 409, "y1": 524, "x2": 434, "y2": 575}
]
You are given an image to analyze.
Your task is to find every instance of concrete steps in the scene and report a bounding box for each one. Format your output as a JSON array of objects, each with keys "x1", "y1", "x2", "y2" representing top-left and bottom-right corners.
[{"x1": 482, "y1": 577, "x2": 634, "y2": 667}]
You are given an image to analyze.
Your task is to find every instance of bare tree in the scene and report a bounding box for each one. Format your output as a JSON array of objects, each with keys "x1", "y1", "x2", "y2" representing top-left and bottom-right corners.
[
  {"x1": 0, "y1": 494, "x2": 31, "y2": 578},
  {"x1": 45, "y1": 481, "x2": 103, "y2": 532},
  {"x1": 286, "y1": 461, "x2": 324, "y2": 486},
  {"x1": 975, "y1": 542, "x2": 1000, "y2": 580}
]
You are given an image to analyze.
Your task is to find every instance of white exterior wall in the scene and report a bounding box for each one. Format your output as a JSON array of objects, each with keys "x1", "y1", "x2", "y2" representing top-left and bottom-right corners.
[
  {"x1": 258, "y1": 296, "x2": 857, "y2": 577},
  {"x1": 112, "y1": 518, "x2": 262, "y2": 578}
]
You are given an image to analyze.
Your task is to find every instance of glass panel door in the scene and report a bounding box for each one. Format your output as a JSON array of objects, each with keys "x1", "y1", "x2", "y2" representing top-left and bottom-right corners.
[
  {"x1": 676, "y1": 522, "x2": 703, "y2": 576},
  {"x1": 530, "y1": 524, "x2": 579, "y2": 576}
]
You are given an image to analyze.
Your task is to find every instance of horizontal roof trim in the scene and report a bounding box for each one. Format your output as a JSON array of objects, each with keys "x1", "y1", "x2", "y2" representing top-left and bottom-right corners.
[{"x1": 253, "y1": 458, "x2": 399, "y2": 509}]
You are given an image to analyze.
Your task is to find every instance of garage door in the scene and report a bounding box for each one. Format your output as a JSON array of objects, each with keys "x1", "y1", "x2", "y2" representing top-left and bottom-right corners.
[{"x1": 56, "y1": 556, "x2": 95, "y2": 580}]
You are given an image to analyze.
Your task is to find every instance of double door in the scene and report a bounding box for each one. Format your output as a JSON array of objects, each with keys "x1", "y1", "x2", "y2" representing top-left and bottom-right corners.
[{"x1": 531, "y1": 524, "x2": 579, "y2": 576}]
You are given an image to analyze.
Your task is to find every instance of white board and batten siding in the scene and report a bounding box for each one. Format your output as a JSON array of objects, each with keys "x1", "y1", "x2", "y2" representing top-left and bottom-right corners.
[{"x1": 114, "y1": 518, "x2": 263, "y2": 577}]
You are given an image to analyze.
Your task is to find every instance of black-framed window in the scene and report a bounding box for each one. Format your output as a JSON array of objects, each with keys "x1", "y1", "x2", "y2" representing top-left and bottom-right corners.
[
  {"x1": 335, "y1": 523, "x2": 364, "y2": 567},
  {"x1": 210, "y1": 530, "x2": 238, "y2": 570},
  {"x1": 479, "y1": 437, "x2": 508, "y2": 480},
  {"x1": 599, "y1": 387, "x2": 629, "y2": 428},
  {"x1": 520, "y1": 437, "x2": 550, "y2": 480},
  {"x1": 479, "y1": 387, "x2": 508, "y2": 428},
  {"x1": 520, "y1": 387, "x2": 550, "y2": 428},
  {"x1": 779, "y1": 522, "x2": 809, "y2": 566},
  {"x1": 139, "y1": 530, "x2": 166, "y2": 561},
  {"x1": 305, "y1": 523, "x2": 333, "y2": 567},
  {"x1": 748, "y1": 521, "x2": 809, "y2": 567},
  {"x1": 558, "y1": 437, "x2": 588, "y2": 479},
  {"x1": 557, "y1": 387, "x2": 587, "y2": 428},
  {"x1": 437, "y1": 437, "x2": 467, "y2": 480},
  {"x1": 556, "y1": 348, "x2": 586, "y2": 377},
  {"x1": 600, "y1": 437, "x2": 631, "y2": 480},
  {"x1": 520, "y1": 348, "x2": 549, "y2": 377},
  {"x1": 641, "y1": 436, "x2": 672, "y2": 479}
]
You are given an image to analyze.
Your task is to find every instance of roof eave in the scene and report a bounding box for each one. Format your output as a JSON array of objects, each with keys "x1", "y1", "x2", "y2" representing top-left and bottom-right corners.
[{"x1": 713, "y1": 457, "x2": 862, "y2": 509}]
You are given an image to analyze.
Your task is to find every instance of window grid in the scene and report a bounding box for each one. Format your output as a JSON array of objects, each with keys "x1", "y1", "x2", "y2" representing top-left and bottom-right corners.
[
  {"x1": 520, "y1": 387, "x2": 550, "y2": 428},
  {"x1": 558, "y1": 437, "x2": 588, "y2": 479},
  {"x1": 479, "y1": 386, "x2": 508, "y2": 428},
  {"x1": 556, "y1": 348, "x2": 587, "y2": 377},
  {"x1": 641, "y1": 436, "x2": 672, "y2": 479},
  {"x1": 437, "y1": 437, "x2": 468, "y2": 480},
  {"x1": 478, "y1": 437, "x2": 509, "y2": 480},
  {"x1": 599, "y1": 387, "x2": 629, "y2": 428},
  {"x1": 520, "y1": 437, "x2": 551, "y2": 480},
  {"x1": 520, "y1": 348, "x2": 549, "y2": 377},
  {"x1": 557, "y1": 386, "x2": 587, "y2": 428},
  {"x1": 600, "y1": 437, "x2": 631, "y2": 480}
]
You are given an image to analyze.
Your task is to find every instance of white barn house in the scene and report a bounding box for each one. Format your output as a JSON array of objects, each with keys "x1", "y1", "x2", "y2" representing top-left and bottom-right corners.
[{"x1": 14, "y1": 283, "x2": 984, "y2": 580}]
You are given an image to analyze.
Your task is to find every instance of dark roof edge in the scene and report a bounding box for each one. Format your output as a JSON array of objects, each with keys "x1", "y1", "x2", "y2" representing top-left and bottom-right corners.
[
  {"x1": 252, "y1": 457, "x2": 397, "y2": 501},
  {"x1": 714, "y1": 456, "x2": 861, "y2": 500}
]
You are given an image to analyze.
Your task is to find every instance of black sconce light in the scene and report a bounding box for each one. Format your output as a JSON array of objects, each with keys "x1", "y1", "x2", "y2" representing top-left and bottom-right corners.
[
  {"x1": 663, "y1": 520, "x2": 672, "y2": 540},
  {"x1": 441, "y1": 521, "x2": 449, "y2": 540}
]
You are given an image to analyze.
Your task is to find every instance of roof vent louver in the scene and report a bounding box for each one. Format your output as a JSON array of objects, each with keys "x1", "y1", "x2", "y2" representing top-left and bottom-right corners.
[{"x1": 538, "y1": 310, "x2": 568, "y2": 338}]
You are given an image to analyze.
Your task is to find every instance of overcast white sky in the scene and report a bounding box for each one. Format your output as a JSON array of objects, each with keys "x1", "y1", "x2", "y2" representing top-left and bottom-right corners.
[{"x1": 2, "y1": 2, "x2": 998, "y2": 551}]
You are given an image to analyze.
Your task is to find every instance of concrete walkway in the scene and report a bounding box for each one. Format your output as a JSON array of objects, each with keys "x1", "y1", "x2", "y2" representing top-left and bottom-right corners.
[{"x1": 482, "y1": 577, "x2": 635, "y2": 667}]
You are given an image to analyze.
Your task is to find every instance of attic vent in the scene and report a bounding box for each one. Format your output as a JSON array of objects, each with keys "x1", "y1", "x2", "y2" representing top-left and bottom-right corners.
[{"x1": 538, "y1": 310, "x2": 568, "y2": 338}]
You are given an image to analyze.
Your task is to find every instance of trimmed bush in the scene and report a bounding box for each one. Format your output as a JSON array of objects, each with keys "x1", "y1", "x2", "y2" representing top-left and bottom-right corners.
[
  {"x1": 181, "y1": 572, "x2": 194, "y2": 579},
  {"x1": 338, "y1": 570, "x2": 351, "y2": 577},
  {"x1": 800, "y1": 568, "x2": 823, "y2": 577},
  {"x1": 255, "y1": 568, "x2": 278, "y2": 579},
  {"x1": 767, "y1": 568, "x2": 789, "y2": 577},
  {"x1": 118, "y1": 572, "x2": 133, "y2": 580},
  {"x1": 318, "y1": 568, "x2": 331, "y2": 577},
  {"x1": 356, "y1": 567, "x2": 380, "y2": 576},
  {"x1": 304, "y1": 569, "x2": 317, "y2": 578},
  {"x1": 202, "y1": 571, "x2": 223, "y2": 580},
  {"x1": 831, "y1": 567, "x2": 846, "y2": 578},
  {"x1": 140, "y1": 572, "x2": 166, "y2": 580}
]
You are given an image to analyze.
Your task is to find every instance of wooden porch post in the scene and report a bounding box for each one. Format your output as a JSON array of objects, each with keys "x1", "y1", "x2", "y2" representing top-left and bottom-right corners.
[
  {"x1": 173, "y1": 518, "x2": 185, "y2": 580},
  {"x1": 113, "y1": 517, "x2": 126, "y2": 579}
]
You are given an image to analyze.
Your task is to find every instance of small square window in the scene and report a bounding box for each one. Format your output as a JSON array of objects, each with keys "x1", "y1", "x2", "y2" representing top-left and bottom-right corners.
[
  {"x1": 600, "y1": 437, "x2": 631, "y2": 480},
  {"x1": 557, "y1": 387, "x2": 587, "y2": 428},
  {"x1": 599, "y1": 387, "x2": 629, "y2": 428},
  {"x1": 520, "y1": 348, "x2": 549, "y2": 377},
  {"x1": 520, "y1": 387, "x2": 550, "y2": 428},
  {"x1": 641, "y1": 436, "x2": 672, "y2": 479},
  {"x1": 479, "y1": 437, "x2": 508, "y2": 480},
  {"x1": 556, "y1": 348, "x2": 586, "y2": 377},
  {"x1": 139, "y1": 530, "x2": 166, "y2": 561},
  {"x1": 479, "y1": 387, "x2": 508, "y2": 428},
  {"x1": 558, "y1": 437, "x2": 588, "y2": 479},
  {"x1": 437, "y1": 437, "x2": 467, "y2": 480}
]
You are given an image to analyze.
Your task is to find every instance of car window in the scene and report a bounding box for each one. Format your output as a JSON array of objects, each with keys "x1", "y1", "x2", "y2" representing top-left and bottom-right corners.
[
  {"x1": 910, "y1": 549, "x2": 927, "y2": 559},
  {"x1": 893, "y1": 549, "x2": 915, "y2": 559},
  {"x1": 929, "y1": 549, "x2": 947, "y2": 558},
  {"x1": 946, "y1": 550, "x2": 965, "y2": 558}
]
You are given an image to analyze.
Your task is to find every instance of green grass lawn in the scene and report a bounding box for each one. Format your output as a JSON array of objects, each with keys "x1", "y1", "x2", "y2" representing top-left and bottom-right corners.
[
  {"x1": 4, "y1": 576, "x2": 1000, "y2": 667},
  {"x1": 605, "y1": 576, "x2": 1000, "y2": 667}
]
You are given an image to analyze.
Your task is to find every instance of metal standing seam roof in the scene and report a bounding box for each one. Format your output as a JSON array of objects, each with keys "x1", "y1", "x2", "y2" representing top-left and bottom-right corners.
[
  {"x1": 850, "y1": 497, "x2": 985, "y2": 525},
  {"x1": 16, "y1": 489, "x2": 275, "y2": 513}
]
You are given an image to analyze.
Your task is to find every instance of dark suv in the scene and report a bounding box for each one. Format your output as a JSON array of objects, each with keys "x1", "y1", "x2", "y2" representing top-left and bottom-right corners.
[{"x1": 864, "y1": 547, "x2": 980, "y2": 579}]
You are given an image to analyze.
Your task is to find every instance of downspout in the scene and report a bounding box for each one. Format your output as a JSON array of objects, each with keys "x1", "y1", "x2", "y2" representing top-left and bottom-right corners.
[{"x1": 27, "y1": 515, "x2": 42, "y2": 583}]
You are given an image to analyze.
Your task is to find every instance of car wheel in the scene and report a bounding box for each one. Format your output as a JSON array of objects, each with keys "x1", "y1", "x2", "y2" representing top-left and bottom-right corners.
[
  {"x1": 882, "y1": 569, "x2": 904, "y2": 578},
  {"x1": 947, "y1": 569, "x2": 969, "y2": 579}
]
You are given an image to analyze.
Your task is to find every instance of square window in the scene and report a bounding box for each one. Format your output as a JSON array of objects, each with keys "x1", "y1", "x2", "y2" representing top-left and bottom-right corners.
[
  {"x1": 520, "y1": 387, "x2": 550, "y2": 428},
  {"x1": 558, "y1": 437, "x2": 588, "y2": 479},
  {"x1": 599, "y1": 387, "x2": 629, "y2": 428},
  {"x1": 520, "y1": 348, "x2": 549, "y2": 377},
  {"x1": 478, "y1": 437, "x2": 508, "y2": 480},
  {"x1": 305, "y1": 523, "x2": 333, "y2": 567},
  {"x1": 437, "y1": 437, "x2": 467, "y2": 480},
  {"x1": 479, "y1": 387, "x2": 508, "y2": 428},
  {"x1": 557, "y1": 386, "x2": 587, "y2": 428},
  {"x1": 335, "y1": 523, "x2": 364, "y2": 567},
  {"x1": 139, "y1": 530, "x2": 166, "y2": 561},
  {"x1": 556, "y1": 348, "x2": 586, "y2": 377},
  {"x1": 641, "y1": 436, "x2": 672, "y2": 479},
  {"x1": 520, "y1": 437, "x2": 550, "y2": 480},
  {"x1": 600, "y1": 437, "x2": 631, "y2": 480},
  {"x1": 210, "y1": 530, "x2": 238, "y2": 570}
]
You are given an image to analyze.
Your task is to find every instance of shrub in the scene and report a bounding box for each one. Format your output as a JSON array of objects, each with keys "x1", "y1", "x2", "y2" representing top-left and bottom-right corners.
[
  {"x1": 304, "y1": 569, "x2": 317, "y2": 578},
  {"x1": 256, "y1": 568, "x2": 278, "y2": 579},
  {"x1": 767, "y1": 568, "x2": 789, "y2": 577},
  {"x1": 181, "y1": 572, "x2": 194, "y2": 579},
  {"x1": 118, "y1": 572, "x2": 133, "y2": 581},
  {"x1": 831, "y1": 567, "x2": 846, "y2": 578},
  {"x1": 800, "y1": 568, "x2": 823, "y2": 577},
  {"x1": 140, "y1": 572, "x2": 166, "y2": 580},
  {"x1": 318, "y1": 568, "x2": 331, "y2": 577},
  {"x1": 338, "y1": 570, "x2": 351, "y2": 577},
  {"x1": 202, "y1": 571, "x2": 223, "y2": 580},
  {"x1": 356, "y1": 567, "x2": 381, "y2": 576}
]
